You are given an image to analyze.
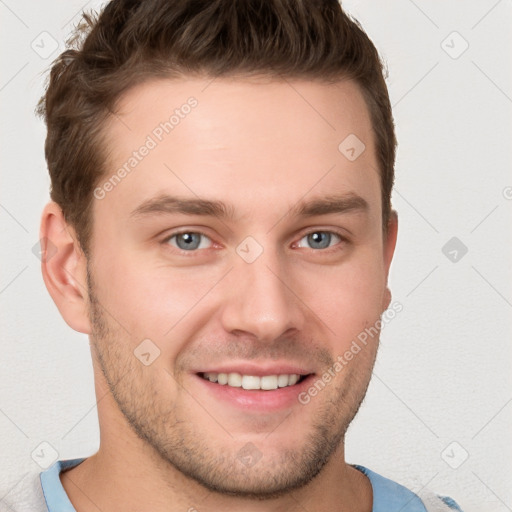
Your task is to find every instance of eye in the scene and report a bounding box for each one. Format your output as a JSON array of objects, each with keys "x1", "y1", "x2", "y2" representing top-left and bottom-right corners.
[
  {"x1": 165, "y1": 232, "x2": 212, "y2": 251},
  {"x1": 296, "y1": 231, "x2": 342, "y2": 250}
]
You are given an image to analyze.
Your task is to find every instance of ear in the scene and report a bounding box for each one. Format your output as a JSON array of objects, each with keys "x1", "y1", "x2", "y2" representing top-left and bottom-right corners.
[
  {"x1": 39, "y1": 201, "x2": 92, "y2": 334},
  {"x1": 381, "y1": 210, "x2": 398, "y2": 311}
]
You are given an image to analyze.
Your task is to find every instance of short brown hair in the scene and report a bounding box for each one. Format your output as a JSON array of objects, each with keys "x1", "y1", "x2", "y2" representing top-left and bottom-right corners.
[{"x1": 37, "y1": 0, "x2": 396, "y2": 255}]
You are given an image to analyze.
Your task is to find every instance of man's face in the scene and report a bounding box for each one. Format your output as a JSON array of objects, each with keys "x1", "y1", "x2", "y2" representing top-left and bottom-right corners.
[{"x1": 86, "y1": 76, "x2": 395, "y2": 497}]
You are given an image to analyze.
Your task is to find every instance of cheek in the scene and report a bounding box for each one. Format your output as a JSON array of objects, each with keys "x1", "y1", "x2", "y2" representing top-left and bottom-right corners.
[
  {"x1": 297, "y1": 251, "x2": 386, "y2": 343},
  {"x1": 94, "y1": 252, "x2": 225, "y2": 341}
]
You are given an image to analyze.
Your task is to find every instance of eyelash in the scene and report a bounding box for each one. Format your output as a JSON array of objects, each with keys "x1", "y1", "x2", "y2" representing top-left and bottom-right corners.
[{"x1": 161, "y1": 229, "x2": 348, "y2": 255}]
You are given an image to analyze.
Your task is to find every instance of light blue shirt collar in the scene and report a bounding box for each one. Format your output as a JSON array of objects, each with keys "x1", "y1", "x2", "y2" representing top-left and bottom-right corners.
[{"x1": 41, "y1": 458, "x2": 433, "y2": 512}]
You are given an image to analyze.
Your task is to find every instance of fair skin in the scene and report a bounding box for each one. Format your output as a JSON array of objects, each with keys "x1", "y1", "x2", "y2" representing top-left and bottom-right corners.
[{"x1": 41, "y1": 76, "x2": 397, "y2": 512}]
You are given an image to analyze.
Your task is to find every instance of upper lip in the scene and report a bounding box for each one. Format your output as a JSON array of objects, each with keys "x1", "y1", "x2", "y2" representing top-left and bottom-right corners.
[{"x1": 194, "y1": 362, "x2": 315, "y2": 377}]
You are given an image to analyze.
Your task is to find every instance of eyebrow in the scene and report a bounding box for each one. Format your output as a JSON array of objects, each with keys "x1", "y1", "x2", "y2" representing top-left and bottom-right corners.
[
  {"x1": 129, "y1": 192, "x2": 368, "y2": 220},
  {"x1": 130, "y1": 195, "x2": 235, "y2": 220},
  {"x1": 293, "y1": 193, "x2": 368, "y2": 217}
]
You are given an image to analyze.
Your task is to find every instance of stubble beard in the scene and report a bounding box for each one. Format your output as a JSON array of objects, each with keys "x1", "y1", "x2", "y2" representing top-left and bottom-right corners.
[{"x1": 86, "y1": 265, "x2": 378, "y2": 499}]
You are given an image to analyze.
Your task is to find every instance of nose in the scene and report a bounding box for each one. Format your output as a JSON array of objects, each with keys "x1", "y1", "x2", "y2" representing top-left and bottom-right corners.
[{"x1": 220, "y1": 249, "x2": 305, "y2": 342}]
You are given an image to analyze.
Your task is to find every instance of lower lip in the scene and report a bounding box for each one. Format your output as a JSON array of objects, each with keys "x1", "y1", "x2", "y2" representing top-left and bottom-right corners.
[{"x1": 193, "y1": 374, "x2": 315, "y2": 412}]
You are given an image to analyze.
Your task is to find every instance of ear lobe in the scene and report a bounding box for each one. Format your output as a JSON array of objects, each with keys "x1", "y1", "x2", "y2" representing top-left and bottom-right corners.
[
  {"x1": 40, "y1": 201, "x2": 92, "y2": 334},
  {"x1": 382, "y1": 286, "x2": 392, "y2": 311},
  {"x1": 384, "y1": 210, "x2": 398, "y2": 273},
  {"x1": 382, "y1": 210, "x2": 398, "y2": 312}
]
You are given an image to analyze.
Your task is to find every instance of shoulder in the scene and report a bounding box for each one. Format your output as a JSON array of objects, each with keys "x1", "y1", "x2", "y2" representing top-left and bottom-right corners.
[
  {"x1": 421, "y1": 492, "x2": 464, "y2": 512},
  {"x1": 1, "y1": 457, "x2": 85, "y2": 512},
  {"x1": 0, "y1": 468, "x2": 48, "y2": 512},
  {"x1": 353, "y1": 465, "x2": 463, "y2": 512}
]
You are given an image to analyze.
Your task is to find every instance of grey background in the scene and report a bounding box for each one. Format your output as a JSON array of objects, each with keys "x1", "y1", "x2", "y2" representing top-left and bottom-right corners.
[{"x1": 1, "y1": 1, "x2": 511, "y2": 511}]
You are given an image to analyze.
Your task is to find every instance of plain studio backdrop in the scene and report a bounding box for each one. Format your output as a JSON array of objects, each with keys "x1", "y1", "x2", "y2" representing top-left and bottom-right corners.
[{"x1": 1, "y1": 1, "x2": 511, "y2": 511}]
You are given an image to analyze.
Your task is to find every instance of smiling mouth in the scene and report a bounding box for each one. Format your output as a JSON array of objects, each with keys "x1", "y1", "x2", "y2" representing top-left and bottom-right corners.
[{"x1": 198, "y1": 372, "x2": 311, "y2": 391}]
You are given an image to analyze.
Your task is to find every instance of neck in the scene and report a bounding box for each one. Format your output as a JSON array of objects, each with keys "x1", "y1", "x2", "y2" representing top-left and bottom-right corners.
[
  {"x1": 61, "y1": 448, "x2": 372, "y2": 512},
  {"x1": 59, "y1": 368, "x2": 372, "y2": 512}
]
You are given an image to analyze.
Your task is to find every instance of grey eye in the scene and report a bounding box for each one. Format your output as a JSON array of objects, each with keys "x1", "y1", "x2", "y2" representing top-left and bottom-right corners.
[
  {"x1": 168, "y1": 232, "x2": 211, "y2": 251},
  {"x1": 297, "y1": 231, "x2": 341, "y2": 250}
]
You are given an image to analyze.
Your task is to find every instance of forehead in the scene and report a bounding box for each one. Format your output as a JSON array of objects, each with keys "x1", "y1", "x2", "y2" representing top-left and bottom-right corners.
[{"x1": 97, "y1": 76, "x2": 380, "y2": 223}]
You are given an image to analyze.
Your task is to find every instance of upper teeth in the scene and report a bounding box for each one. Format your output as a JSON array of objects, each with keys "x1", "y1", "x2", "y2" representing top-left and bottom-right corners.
[{"x1": 202, "y1": 372, "x2": 302, "y2": 390}]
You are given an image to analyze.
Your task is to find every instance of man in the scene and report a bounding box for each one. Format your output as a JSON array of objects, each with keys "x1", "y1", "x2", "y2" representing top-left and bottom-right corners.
[{"x1": 4, "y1": 0, "x2": 462, "y2": 510}]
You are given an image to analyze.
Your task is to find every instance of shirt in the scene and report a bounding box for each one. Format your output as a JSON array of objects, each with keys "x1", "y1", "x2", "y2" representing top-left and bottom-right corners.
[{"x1": 0, "y1": 458, "x2": 463, "y2": 512}]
